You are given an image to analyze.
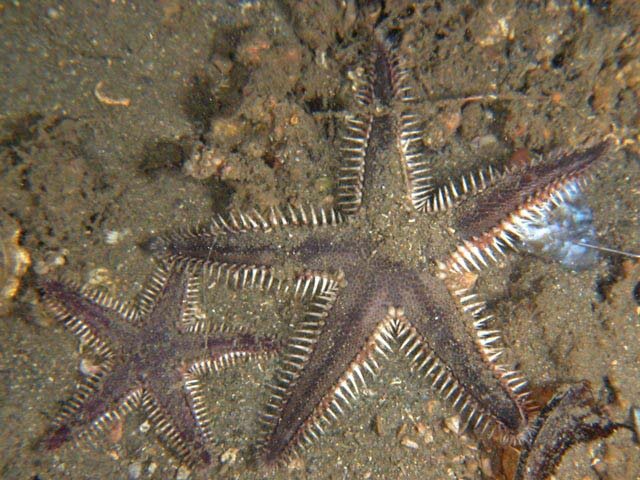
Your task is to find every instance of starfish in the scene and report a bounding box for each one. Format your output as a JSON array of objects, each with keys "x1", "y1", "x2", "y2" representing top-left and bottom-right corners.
[
  {"x1": 514, "y1": 381, "x2": 622, "y2": 480},
  {"x1": 147, "y1": 29, "x2": 615, "y2": 469},
  {"x1": 38, "y1": 261, "x2": 279, "y2": 468}
]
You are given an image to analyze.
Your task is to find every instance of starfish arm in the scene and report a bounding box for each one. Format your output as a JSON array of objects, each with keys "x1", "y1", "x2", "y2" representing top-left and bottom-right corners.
[
  {"x1": 142, "y1": 366, "x2": 211, "y2": 467},
  {"x1": 444, "y1": 141, "x2": 612, "y2": 274},
  {"x1": 183, "y1": 331, "x2": 281, "y2": 373},
  {"x1": 337, "y1": 32, "x2": 436, "y2": 214},
  {"x1": 140, "y1": 259, "x2": 281, "y2": 468},
  {"x1": 39, "y1": 277, "x2": 138, "y2": 357},
  {"x1": 336, "y1": 30, "x2": 502, "y2": 214},
  {"x1": 183, "y1": 332, "x2": 281, "y2": 444},
  {"x1": 514, "y1": 382, "x2": 621, "y2": 480},
  {"x1": 260, "y1": 265, "x2": 395, "y2": 464},
  {"x1": 135, "y1": 262, "x2": 194, "y2": 328},
  {"x1": 336, "y1": 111, "x2": 373, "y2": 215},
  {"x1": 201, "y1": 332, "x2": 281, "y2": 362},
  {"x1": 422, "y1": 162, "x2": 505, "y2": 213},
  {"x1": 41, "y1": 361, "x2": 141, "y2": 451},
  {"x1": 144, "y1": 206, "x2": 347, "y2": 293},
  {"x1": 393, "y1": 269, "x2": 531, "y2": 443}
]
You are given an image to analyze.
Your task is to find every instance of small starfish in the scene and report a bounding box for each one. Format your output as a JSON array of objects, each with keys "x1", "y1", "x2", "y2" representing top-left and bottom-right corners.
[
  {"x1": 514, "y1": 381, "x2": 622, "y2": 480},
  {"x1": 147, "y1": 28, "x2": 616, "y2": 471},
  {"x1": 38, "y1": 261, "x2": 279, "y2": 468}
]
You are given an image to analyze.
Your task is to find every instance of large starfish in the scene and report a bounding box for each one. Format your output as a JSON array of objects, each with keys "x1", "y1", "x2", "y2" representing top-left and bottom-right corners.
[
  {"x1": 147, "y1": 30, "x2": 613, "y2": 468},
  {"x1": 38, "y1": 261, "x2": 279, "y2": 467}
]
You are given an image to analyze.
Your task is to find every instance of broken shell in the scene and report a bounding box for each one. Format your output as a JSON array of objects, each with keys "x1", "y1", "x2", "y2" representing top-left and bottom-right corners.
[{"x1": 0, "y1": 212, "x2": 30, "y2": 316}]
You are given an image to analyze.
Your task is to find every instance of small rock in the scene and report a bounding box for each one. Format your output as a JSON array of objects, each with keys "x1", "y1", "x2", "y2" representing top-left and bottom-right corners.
[
  {"x1": 176, "y1": 465, "x2": 191, "y2": 480},
  {"x1": 373, "y1": 414, "x2": 384, "y2": 436},
  {"x1": 128, "y1": 461, "x2": 143, "y2": 480},
  {"x1": 33, "y1": 249, "x2": 67, "y2": 275},
  {"x1": 314, "y1": 175, "x2": 333, "y2": 194},
  {"x1": 400, "y1": 436, "x2": 419, "y2": 450},
  {"x1": 442, "y1": 110, "x2": 462, "y2": 135},
  {"x1": 414, "y1": 421, "x2": 434, "y2": 444},
  {"x1": 396, "y1": 422, "x2": 409, "y2": 440},
  {"x1": 139, "y1": 420, "x2": 151, "y2": 433},
  {"x1": 79, "y1": 357, "x2": 102, "y2": 376},
  {"x1": 443, "y1": 415, "x2": 462, "y2": 435},
  {"x1": 184, "y1": 144, "x2": 228, "y2": 180},
  {"x1": 475, "y1": 13, "x2": 513, "y2": 47},
  {"x1": 632, "y1": 406, "x2": 640, "y2": 442},
  {"x1": 46, "y1": 7, "x2": 61, "y2": 20},
  {"x1": 219, "y1": 447, "x2": 239, "y2": 465},
  {"x1": 470, "y1": 134, "x2": 498, "y2": 150},
  {"x1": 424, "y1": 429, "x2": 435, "y2": 444}
]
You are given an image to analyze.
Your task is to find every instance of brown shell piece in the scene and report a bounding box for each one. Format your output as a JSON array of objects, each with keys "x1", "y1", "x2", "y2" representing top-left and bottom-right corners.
[{"x1": 0, "y1": 212, "x2": 31, "y2": 316}]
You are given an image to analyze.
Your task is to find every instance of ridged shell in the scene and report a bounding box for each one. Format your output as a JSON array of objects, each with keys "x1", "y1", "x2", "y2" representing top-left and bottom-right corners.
[{"x1": 0, "y1": 212, "x2": 30, "y2": 316}]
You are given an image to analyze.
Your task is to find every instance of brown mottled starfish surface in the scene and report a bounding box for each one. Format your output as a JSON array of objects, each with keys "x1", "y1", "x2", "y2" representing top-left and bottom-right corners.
[
  {"x1": 148, "y1": 30, "x2": 614, "y2": 469},
  {"x1": 39, "y1": 262, "x2": 279, "y2": 467}
]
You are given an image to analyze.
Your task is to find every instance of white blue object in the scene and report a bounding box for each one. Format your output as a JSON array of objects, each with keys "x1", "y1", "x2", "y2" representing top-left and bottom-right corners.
[{"x1": 516, "y1": 184, "x2": 600, "y2": 271}]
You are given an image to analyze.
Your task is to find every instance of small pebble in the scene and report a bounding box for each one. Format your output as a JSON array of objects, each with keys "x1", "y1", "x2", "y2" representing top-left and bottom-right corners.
[
  {"x1": 425, "y1": 399, "x2": 438, "y2": 415},
  {"x1": 139, "y1": 420, "x2": 151, "y2": 433},
  {"x1": 128, "y1": 461, "x2": 143, "y2": 480},
  {"x1": 443, "y1": 415, "x2": 462, "y2": 435},
  {"x1": 400, "y1": 436, "x2": 419, "y2": 450},
  {"x1": 396, "y1": 422, "x2": 408, "y2": 439},
  {"x1": 470, "y1": 133, "x2": 498, "y2": 150},
  {"x1": 46, "y1": 7, "x2": 61, "y2": 19},
  {"x1": 314, "y1": 175, "x2": 333, "y2": 194},
  {"x1": 373, "y1": 414, "x2": 384, "y2": 436},
  {"x1": 442, "y1": 110, "x2": 462, "y2": 134},
  {"x1": 176, "y1": 465, "x2": 191, "y2": 480},
  {"x1": 220, "y1": 447, "x2": 239, "y2": 465},
  {"x1": 79, "y1": 357, "x2": 101, "y2": 376}
]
